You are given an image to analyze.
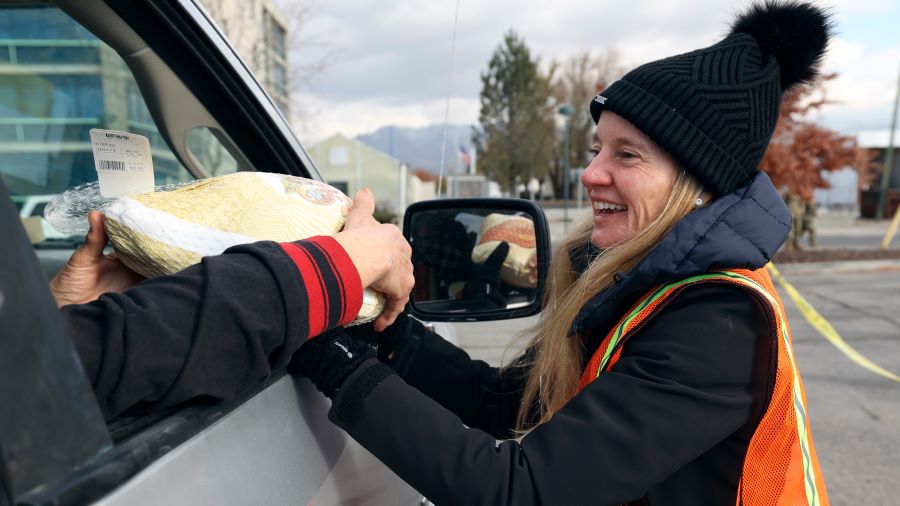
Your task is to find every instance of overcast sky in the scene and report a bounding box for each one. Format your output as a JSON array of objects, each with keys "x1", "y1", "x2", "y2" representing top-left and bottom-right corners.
[{"x1": 287, "y1": 0, "x2": 900, "y2": 143}]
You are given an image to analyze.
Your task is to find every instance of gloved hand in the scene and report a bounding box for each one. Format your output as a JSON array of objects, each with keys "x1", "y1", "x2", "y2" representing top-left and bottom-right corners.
[
  {"x1": 465, "y1": 241, "x2": 509, "y2": 305},
  {"x1": 469, "y1": 241, "x2": 509, "y2": 283},
  {"x1": 295, "y1": 329, "x2": 377, "y2": 399},
  {"x1": 344, "y1": 311, "x2": 418, "y2": 362}
]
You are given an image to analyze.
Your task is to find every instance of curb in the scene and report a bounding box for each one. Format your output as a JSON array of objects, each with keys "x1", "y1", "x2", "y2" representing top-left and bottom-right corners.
[{"x1": 775, "y1": 258, "x2": 900, "y2": 275}]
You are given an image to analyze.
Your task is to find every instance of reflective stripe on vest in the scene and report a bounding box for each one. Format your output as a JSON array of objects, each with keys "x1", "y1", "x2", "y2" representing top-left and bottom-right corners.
[{"x1": 577, "y1": 267, "x2": 828, "y2": 506}]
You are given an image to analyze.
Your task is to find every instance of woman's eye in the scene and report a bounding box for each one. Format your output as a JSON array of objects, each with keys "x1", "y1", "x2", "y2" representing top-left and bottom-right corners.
[
  {"x1": 587, "y1": 148, "x2": 599, "y2": 158},
  {"x1": 619, "y1": 150, "x2": 638, "y2": 159}
]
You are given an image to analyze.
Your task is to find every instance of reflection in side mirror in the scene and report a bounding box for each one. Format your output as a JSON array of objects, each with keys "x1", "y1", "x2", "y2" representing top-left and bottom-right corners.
[{"x1": 402, "y1": 198, "x2": 550, "y2": 322}]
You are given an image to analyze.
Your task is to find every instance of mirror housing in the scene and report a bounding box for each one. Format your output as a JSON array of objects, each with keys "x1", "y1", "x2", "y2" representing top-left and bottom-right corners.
[{"x1": 403, "y1": 198, "x2": 550, "y2": 322}]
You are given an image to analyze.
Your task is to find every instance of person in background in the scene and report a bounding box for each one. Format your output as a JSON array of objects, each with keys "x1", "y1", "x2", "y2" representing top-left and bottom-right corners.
[
  {"x1": 296, "y1": 2, "x2": 831, "y2": 504},
  {"x1": 784, "y1": 189, "x2": 807, "y2": 251},
  {"x1": 802, "y1": 199, "x2": 818, "y2": 248}
]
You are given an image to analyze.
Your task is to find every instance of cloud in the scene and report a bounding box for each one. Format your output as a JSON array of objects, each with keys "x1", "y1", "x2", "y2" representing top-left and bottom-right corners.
[
  {"x1": 817, "y1": 38, "x2": 900, "y2": 133},
  {"x1": 295, "y1": 93, "x2": 479, "y2": 143},
  {"x1": 827, "y1": 0, "x2": 895, "y2": 16},
  {"x1": 290, "y1": 0, "x2": 900, "y2": 138}
]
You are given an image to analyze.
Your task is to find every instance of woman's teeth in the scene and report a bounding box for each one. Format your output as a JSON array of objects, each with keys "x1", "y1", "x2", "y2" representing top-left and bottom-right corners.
[{"x1": 593, "y1": 201, "x2": 627, "y2": 214}]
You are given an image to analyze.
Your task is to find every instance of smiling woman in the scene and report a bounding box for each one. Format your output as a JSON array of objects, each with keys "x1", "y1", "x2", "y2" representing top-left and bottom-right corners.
[{"x1": 294, "y1": 2, "x2": 834, "y2": 505}]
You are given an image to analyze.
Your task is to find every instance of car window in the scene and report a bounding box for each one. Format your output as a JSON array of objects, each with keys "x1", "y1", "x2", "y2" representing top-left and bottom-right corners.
[{"x1": 0, "y1": 5, "x2": 237, "y2": 242}]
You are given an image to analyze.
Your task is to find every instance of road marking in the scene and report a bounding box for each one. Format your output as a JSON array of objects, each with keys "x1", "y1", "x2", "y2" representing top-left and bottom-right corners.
[{"x1": 767, "y1": 263, "x2": 900, "y2": 383}]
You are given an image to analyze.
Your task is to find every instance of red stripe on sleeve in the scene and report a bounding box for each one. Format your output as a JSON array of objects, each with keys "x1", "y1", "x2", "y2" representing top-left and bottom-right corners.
[
  {"x1": 280, "y1": 236, "x2": 364, "y2": 335},
  {"x1": 280, "y1": 242, "x2": 328, "y2": 337},
  {"x1": 306, "y1": 236, "x2": 363, "y2": 326}
]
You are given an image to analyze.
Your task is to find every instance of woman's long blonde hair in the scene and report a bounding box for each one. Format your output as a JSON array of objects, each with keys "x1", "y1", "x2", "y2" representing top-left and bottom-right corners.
[{"x1": 513, "y1": 169, "x2": 704, "y2": 431}]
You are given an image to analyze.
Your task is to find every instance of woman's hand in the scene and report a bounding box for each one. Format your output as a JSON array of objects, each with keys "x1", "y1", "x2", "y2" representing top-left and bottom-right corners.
[
  {"x1": 295, "y1": 329, "x2": 377, "y2": 399},
  {"x1": 49, "y1": 211, "x2": 144, "y2": 307},
  {"x1": 333, "y1": 189, "x2": 414, "y2": 331}
]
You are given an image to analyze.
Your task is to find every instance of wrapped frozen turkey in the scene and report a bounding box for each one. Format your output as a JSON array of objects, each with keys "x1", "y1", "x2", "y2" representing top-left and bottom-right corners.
[
  {"x1": 102, "y1": 172, "x2": 385, "y2": 325},
  {"x1": 470, "y1": 213, "x2": 537, "y2": 288}
]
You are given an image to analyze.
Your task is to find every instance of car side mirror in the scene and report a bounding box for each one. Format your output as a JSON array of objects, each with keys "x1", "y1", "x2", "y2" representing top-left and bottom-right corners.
[{"x1": 402, "y1": 198, "x2": 550, "y2": 322}]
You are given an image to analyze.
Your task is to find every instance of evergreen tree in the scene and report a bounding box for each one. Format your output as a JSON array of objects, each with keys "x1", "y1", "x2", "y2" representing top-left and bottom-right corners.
[{"x1": 472, "y1": 31, "x2": 555, "y2": 194}]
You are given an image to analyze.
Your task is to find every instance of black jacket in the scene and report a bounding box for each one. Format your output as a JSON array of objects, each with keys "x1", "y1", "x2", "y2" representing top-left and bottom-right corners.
[
  {"x1": 326, "y1": 172, "x2": 793, "y2": 505},
  {"x1": 1, "y1": 173, "x2": 363, "y2": 422},
  {"x1": 63, "y1": 235, "x2": 363, "y2": 420}
]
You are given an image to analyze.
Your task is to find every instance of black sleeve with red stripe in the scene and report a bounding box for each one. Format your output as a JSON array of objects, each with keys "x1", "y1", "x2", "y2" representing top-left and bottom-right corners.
[
  {"x1": 280, "y1": 236, "x2": 363, "y2": 336},
  {"x1": 66, "y1": 237, "x2": 363, "y2": 420}
]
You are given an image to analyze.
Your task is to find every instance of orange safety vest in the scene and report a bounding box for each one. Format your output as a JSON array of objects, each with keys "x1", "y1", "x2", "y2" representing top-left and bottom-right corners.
[{"x1": 577, "y1": 267, "x2": 828, "y2": 506}]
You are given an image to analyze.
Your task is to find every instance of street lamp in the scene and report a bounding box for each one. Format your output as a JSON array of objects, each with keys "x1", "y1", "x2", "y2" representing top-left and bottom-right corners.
[{"x1": 557, "y1": 104, "x2": 575, "y2": 232}]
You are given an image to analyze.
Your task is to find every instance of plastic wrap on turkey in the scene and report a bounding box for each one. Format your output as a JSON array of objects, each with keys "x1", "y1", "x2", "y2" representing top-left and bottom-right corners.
[{"x1": 51, "y1": 172, "x2": 385, "y2": 325}]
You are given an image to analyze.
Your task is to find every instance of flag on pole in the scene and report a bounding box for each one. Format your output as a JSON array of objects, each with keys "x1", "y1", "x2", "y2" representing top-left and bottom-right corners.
[{"x1": 459, "y1": 145, "x2": 471, "y2": 171}]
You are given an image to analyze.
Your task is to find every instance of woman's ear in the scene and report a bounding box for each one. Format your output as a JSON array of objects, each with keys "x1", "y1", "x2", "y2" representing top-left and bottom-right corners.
[{"x1": 694, "y1": 190, "x2": 713, "y2": 209}]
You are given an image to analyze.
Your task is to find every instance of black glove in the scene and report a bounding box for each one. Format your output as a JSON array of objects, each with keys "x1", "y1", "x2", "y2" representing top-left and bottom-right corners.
[
  {"x1": 344, "y1": 312, "x2": 416, "y2": 363},
  {"x1": 295, "y1": 329, "x2": 377, "y2": 399},
  {"x1": 466, "y1": 241, "x2": 509, "y2": 304}
]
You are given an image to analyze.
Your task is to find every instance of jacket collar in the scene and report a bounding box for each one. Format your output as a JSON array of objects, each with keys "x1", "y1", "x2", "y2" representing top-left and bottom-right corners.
[{"x1": 569, "y1": 172, "x2": 791, "y2": 335}]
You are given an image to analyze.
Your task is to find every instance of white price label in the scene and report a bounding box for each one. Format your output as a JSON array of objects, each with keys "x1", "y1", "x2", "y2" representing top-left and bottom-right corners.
[{"x1": 89, "y1": 129, "x2": 155, "y2": 198}]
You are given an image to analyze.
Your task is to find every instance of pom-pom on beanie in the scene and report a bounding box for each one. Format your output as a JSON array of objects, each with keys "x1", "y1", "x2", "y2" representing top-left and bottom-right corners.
[{"x1": 590, "y1": 1, "x2": 832, "y2": 196}]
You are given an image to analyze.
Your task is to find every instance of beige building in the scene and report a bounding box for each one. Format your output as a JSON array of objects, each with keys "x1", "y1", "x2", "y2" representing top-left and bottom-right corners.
[
  {"x1": 308, "y1": 134, "x2": 436, "y2": 214},
  {"x1": 202, "y1": 0, "x2": 290, "y2": 115}
]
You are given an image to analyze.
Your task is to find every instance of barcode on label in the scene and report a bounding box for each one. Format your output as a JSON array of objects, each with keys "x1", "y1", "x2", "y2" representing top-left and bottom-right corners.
[{"x1": 99, "y1": 160, "x2": 126, "y2": 172}]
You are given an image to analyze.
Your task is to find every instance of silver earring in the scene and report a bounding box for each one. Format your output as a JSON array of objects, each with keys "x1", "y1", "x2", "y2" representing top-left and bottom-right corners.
[{"x1": 694, "y1": 197, "x2": 703, "y2": 208}]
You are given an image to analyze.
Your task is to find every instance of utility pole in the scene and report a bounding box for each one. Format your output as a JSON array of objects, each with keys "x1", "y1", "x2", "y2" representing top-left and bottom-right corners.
[
  {"x1": 558, "y1": 104, "x2": 574, "y2": 233},
  {"x1": 354, "y1": 141, "x2": 362, "y2": 194},
  {"x1": 876, "y1": 64, "x2": 900, "y2": 220},
  {"x1": 399, "y1": 162, "x2": 408, "y2": 215},
  {"x1": 879, "y1": 64, "x2": 900, "y2": 249}
]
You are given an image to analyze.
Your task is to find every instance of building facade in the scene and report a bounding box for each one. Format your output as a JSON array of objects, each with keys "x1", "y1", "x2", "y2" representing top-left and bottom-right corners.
[
  {"x1": 308, "y1": 134, "x2": 435, "y2": 215},
  {"x1": 1, "y1": 4, "x2": 245, "y2": 242},
  {"x1": 203, "y1": 0, "x2": 290, "y2": 116},
  {"x1": 0, "y1": 6, "x2": 193, "y2": 199},
  {"x1": 858, "y1": 129, "x2": 900, "y2": 218}
]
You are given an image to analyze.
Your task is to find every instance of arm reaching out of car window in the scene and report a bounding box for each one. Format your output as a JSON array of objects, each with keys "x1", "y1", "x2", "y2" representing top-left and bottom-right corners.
[{"x1": 62, "y1": 188, "x2": 413, "y2": 419}]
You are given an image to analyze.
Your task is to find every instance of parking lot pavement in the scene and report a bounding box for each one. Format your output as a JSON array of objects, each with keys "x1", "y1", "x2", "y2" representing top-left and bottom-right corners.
[
  {"x1": 453, "y1": 261, "x2": 900, "y2": 505},
  {"x1": 453, "y1": 316, "x2": 538, "y2": 367},
  {"x1": 539, "y1": 207, "x2": 900, "y2": 249},
  {"x1": 777, "y1": 263, "x2": 900, "y2": 505}
]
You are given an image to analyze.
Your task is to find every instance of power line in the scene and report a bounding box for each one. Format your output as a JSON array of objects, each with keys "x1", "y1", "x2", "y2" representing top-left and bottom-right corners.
[{"x1": 437, "y1": 0, "x2": 462, "y2": 198}]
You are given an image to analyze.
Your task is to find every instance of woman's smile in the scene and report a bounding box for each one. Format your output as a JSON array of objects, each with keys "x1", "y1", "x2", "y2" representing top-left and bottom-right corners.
[
  {"x1": 592, "y1": 200, "x2": 628, "y2": 214},
  {"x1": 581, "y1": 111, "x2": 679, "y2": 248}
]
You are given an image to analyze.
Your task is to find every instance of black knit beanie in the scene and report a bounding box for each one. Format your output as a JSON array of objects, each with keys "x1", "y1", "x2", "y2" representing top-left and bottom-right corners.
[{"x1": 590, "y1": 1, "x2": 832, "y2": 196}]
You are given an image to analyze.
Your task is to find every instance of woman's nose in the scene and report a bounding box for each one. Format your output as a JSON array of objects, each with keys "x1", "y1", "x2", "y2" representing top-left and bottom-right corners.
[{"x1": 581, "y1": 156, "x2": 613, "y2": 188}]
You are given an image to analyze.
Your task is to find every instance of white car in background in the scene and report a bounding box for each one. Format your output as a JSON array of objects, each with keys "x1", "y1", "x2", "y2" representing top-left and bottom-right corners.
[{"x1": 13, "y1": 195, "x2": 68, "y2": 240}]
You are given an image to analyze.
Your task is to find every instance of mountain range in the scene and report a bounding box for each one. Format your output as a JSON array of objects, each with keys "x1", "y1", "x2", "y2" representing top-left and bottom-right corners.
[{"x1": 356, "y1": 124, "x2": 476, "y2": 174}]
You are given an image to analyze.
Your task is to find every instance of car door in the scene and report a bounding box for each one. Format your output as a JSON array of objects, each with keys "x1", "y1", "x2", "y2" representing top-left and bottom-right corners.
[{"x1": 0, "y1": 1, "x2": 423, "y2": 504}]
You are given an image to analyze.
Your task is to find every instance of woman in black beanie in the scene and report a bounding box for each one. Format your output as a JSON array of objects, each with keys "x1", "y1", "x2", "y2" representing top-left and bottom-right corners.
[{"x1": 299, "y1": 2, "x2": 832, "y2": 504}]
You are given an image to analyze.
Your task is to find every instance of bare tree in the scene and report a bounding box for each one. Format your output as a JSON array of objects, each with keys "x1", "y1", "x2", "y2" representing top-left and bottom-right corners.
[
  {"x1": 202, "y1": 0, "x2": 338, "y2": 124},
  {"x1": 274, "y1": 0, "x2": 341, "y2": 125},
  {"x1": 549, "y1": 50, "x2": 625, "y2": 197}
]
